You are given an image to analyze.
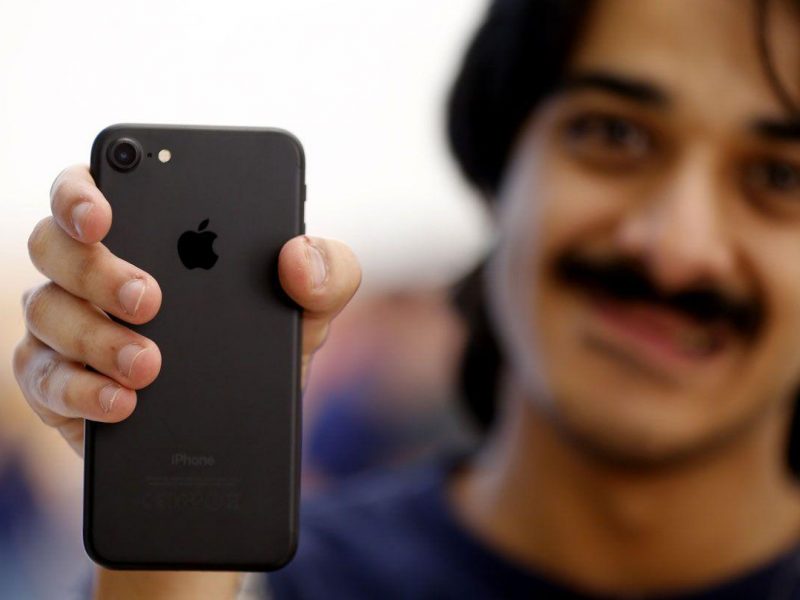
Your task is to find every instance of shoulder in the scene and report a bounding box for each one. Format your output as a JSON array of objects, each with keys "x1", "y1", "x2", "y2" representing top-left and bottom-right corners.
[
  {"x1": 267, "y1": 459, "x2": 456, "y2": 599},
  {"x1": 301, "y1": 459, "x2": 444, "y2": 530}
]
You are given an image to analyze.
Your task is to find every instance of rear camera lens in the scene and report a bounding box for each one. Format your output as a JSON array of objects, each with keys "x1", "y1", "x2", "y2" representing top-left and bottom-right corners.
[{"x1": 108, "y1": 138, "x2": 142, "y2": 171}]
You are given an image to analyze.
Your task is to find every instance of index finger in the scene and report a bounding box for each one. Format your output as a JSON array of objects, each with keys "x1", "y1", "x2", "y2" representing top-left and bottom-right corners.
[{"x1": 49, "y1": 164, "x2": 112, "y2": 244}]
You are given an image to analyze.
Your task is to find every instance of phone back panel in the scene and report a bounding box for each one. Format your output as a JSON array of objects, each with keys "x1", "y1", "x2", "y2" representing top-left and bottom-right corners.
[{"x1": 85, "y1": 124, "x2": 304, "y2": 570}]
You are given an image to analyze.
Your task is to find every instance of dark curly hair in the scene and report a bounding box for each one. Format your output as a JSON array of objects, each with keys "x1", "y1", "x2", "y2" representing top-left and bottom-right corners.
[{"x1": 445, "y1": 0, "x2": 800, "y2": 472}]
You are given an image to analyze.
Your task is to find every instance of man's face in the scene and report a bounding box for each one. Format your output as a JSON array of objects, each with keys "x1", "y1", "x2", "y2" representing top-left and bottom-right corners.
[{"x1": 488, "y1": 0, "x2": 800, "y2": 463}]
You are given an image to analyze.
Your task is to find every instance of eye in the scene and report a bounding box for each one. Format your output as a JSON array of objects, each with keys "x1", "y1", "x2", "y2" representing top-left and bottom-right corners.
[
  {"x1": 743, "y1": 157, "x2": 800, "y2": 212},
  {"x1": 562, "y1": 112, "x2": 654, "y2": 170}
]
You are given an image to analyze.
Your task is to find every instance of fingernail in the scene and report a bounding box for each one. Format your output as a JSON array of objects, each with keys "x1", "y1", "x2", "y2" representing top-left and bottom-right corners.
[
  {"x1": 71, "y1": 201, "x2": 93, "y2": 239},
  {"x1": 99, "y1": 384, "x2": 121, "y2": 413},
  {"x1": 118, "y1": 344, "x2": 147, "y2": 378},
  {"x1": 305, "y1": 236, "x2": 328, "y2": 290},
  {"x1": 119, "y1": 278, "x2": 146, "y2": 316}
]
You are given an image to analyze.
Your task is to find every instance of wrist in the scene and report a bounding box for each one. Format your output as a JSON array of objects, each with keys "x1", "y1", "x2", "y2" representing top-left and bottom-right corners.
[{"x1": 92, "y1": 567, "x2": 242, "y2": 600}]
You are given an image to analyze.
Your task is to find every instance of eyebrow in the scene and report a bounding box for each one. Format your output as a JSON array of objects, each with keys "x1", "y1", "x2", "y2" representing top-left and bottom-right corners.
[
  {"x1": 752, "y1": 118, "x2": 800, "y2": 143},
  {"x1": 560, "y1": 70, "x2": 800, "y2": 145},
  {"x1": 558, "y1": 70, "x2": 670, "y2": 107}
]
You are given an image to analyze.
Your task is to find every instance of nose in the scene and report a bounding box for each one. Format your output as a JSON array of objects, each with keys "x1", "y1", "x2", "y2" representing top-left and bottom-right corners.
[{"x1": 615, "y1": 150, "x2": 736, "y2": 292}]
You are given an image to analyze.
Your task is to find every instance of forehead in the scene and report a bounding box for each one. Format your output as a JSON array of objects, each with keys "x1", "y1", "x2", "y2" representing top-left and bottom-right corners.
[{"x1": 567, "y1": 0, "x2": 800, "y2": 123}]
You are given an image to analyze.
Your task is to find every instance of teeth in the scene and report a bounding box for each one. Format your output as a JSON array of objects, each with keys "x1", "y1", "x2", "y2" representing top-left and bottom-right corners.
[{"x1": 675, "y1": 328, "x2": 716, "y2": 355}]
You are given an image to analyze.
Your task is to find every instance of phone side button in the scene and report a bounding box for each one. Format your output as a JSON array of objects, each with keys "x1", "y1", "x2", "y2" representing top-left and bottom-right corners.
[{"x1": 302, "y1": 222, "x2": 306, "y2": 234}]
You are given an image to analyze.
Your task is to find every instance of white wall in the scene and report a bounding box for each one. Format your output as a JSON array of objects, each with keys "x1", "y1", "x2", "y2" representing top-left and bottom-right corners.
[{"x1": 0, "y1": 0, "x2": 492, "y2": 291}]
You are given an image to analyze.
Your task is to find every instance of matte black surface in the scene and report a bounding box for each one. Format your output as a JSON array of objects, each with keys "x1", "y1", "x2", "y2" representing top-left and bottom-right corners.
[{"x1": 84, "y1": 124, "x2": 304, "y2": 570}]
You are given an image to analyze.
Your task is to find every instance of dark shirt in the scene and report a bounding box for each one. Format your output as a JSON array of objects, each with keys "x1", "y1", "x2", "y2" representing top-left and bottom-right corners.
[{"x1": 267, "y1": 456, "x2": 800, "y2": 599}]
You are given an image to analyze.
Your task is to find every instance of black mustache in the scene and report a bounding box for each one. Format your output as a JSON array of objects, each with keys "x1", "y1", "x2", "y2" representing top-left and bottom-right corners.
[{"x1": 553, "y1": 253, "x2": 765, "y2": 340}]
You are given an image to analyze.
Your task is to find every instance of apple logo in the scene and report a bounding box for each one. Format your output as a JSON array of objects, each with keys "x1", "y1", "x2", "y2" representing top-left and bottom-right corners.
[{"x1": 177, "y1": 218, "x2": 219, "y2": 269}]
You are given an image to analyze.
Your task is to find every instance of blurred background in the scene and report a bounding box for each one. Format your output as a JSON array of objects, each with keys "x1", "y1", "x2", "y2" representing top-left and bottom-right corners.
[{"x1": 0, "y1": 0, "x2": 492, "y2": 597}]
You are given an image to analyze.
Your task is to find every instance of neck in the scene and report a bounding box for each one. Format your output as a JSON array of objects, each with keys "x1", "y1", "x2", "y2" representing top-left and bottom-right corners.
[{"x1": 449, "y1": 375, "x2": 800, "y2": 596}]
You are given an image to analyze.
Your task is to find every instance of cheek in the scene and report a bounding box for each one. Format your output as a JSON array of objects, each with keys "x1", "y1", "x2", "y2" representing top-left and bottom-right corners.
[
  {"x1": 519, "y1": 164, "x2": 640, "y2": 342},
  {"x1": 736, "y1": 233, "x2": 800, "y2": 402},
  {"x1": 529, "y1": 158, "x2": 649, "y2": 271},
  {"x1": 488, "y1": 152, "x2": 635, "y2": 396}
]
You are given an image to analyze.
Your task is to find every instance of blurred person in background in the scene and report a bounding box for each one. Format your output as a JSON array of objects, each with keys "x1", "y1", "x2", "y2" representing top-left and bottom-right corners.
[
  {"x1": 301, "y1": 287, "x2": 472, "y2": 490},
  {"x1": 12, "y1": 0, "x2": 800, "y2": 598}
]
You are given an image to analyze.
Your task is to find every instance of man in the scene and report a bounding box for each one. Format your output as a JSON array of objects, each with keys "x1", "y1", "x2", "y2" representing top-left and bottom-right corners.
[{"x1": 13, "y1": 0, "x2": 800, "y2": 597}]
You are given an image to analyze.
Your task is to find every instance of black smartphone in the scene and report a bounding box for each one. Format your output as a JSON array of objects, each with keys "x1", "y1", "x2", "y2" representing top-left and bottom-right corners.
[{"x1": 84, "y1": 124, "x2": 304, "y2": 571}]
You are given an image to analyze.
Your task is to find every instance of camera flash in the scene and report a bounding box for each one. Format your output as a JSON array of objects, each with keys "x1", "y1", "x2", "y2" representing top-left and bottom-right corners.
[{"x1": 158, "y1": 149, "x2": 172, "y2": 163}]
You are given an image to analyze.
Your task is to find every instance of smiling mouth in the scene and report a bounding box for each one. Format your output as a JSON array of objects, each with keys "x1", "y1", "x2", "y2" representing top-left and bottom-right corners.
[{"x1": 582, "y1": 292, "x2": 734, "y2": 376}]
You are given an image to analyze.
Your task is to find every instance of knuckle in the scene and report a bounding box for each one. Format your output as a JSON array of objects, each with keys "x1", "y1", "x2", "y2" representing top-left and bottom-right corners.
[
  {"x1": 74, "y1": 249, "x2": 102, "y2": 291},
  {"x1": 27, "y1": 216, "x2": 53, "y2": 265},
  {"x1": 60, "y1": 369, "x2": 83, "y2": 414},
  {"x1": 33, "y1": 354, "x2": 60, "y2": 409},
  {"x1": 11, "y1": 337, "x2": 33, "y2": 387},
  {"x1": 36, "y1": 408, "x2": 63, "y2": 428},
  {"x1": 71, "y1": 318, "x2": 96, "y2": 359},
  {"x1": 20, "y1": 286, "x2": 34, "y2": 308},
  {"x1": 23, "y1": 284, "x2": 53, "y2": 332},
  {"x1": 11, "y1": 341, "x2": 69, "y2": 427}
]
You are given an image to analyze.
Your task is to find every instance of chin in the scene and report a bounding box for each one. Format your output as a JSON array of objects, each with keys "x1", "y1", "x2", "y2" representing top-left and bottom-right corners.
[
  {"x1": 549, "y1": 396, "x2": 720, "y2": 469},
  {"x1": 535, "y1": 372, "x2": 771, "y2": 471}
]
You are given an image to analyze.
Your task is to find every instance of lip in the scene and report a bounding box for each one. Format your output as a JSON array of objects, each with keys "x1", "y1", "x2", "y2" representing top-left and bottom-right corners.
[{"x1": 581, "y1": 292, "x2": 733, "y2": 376}]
